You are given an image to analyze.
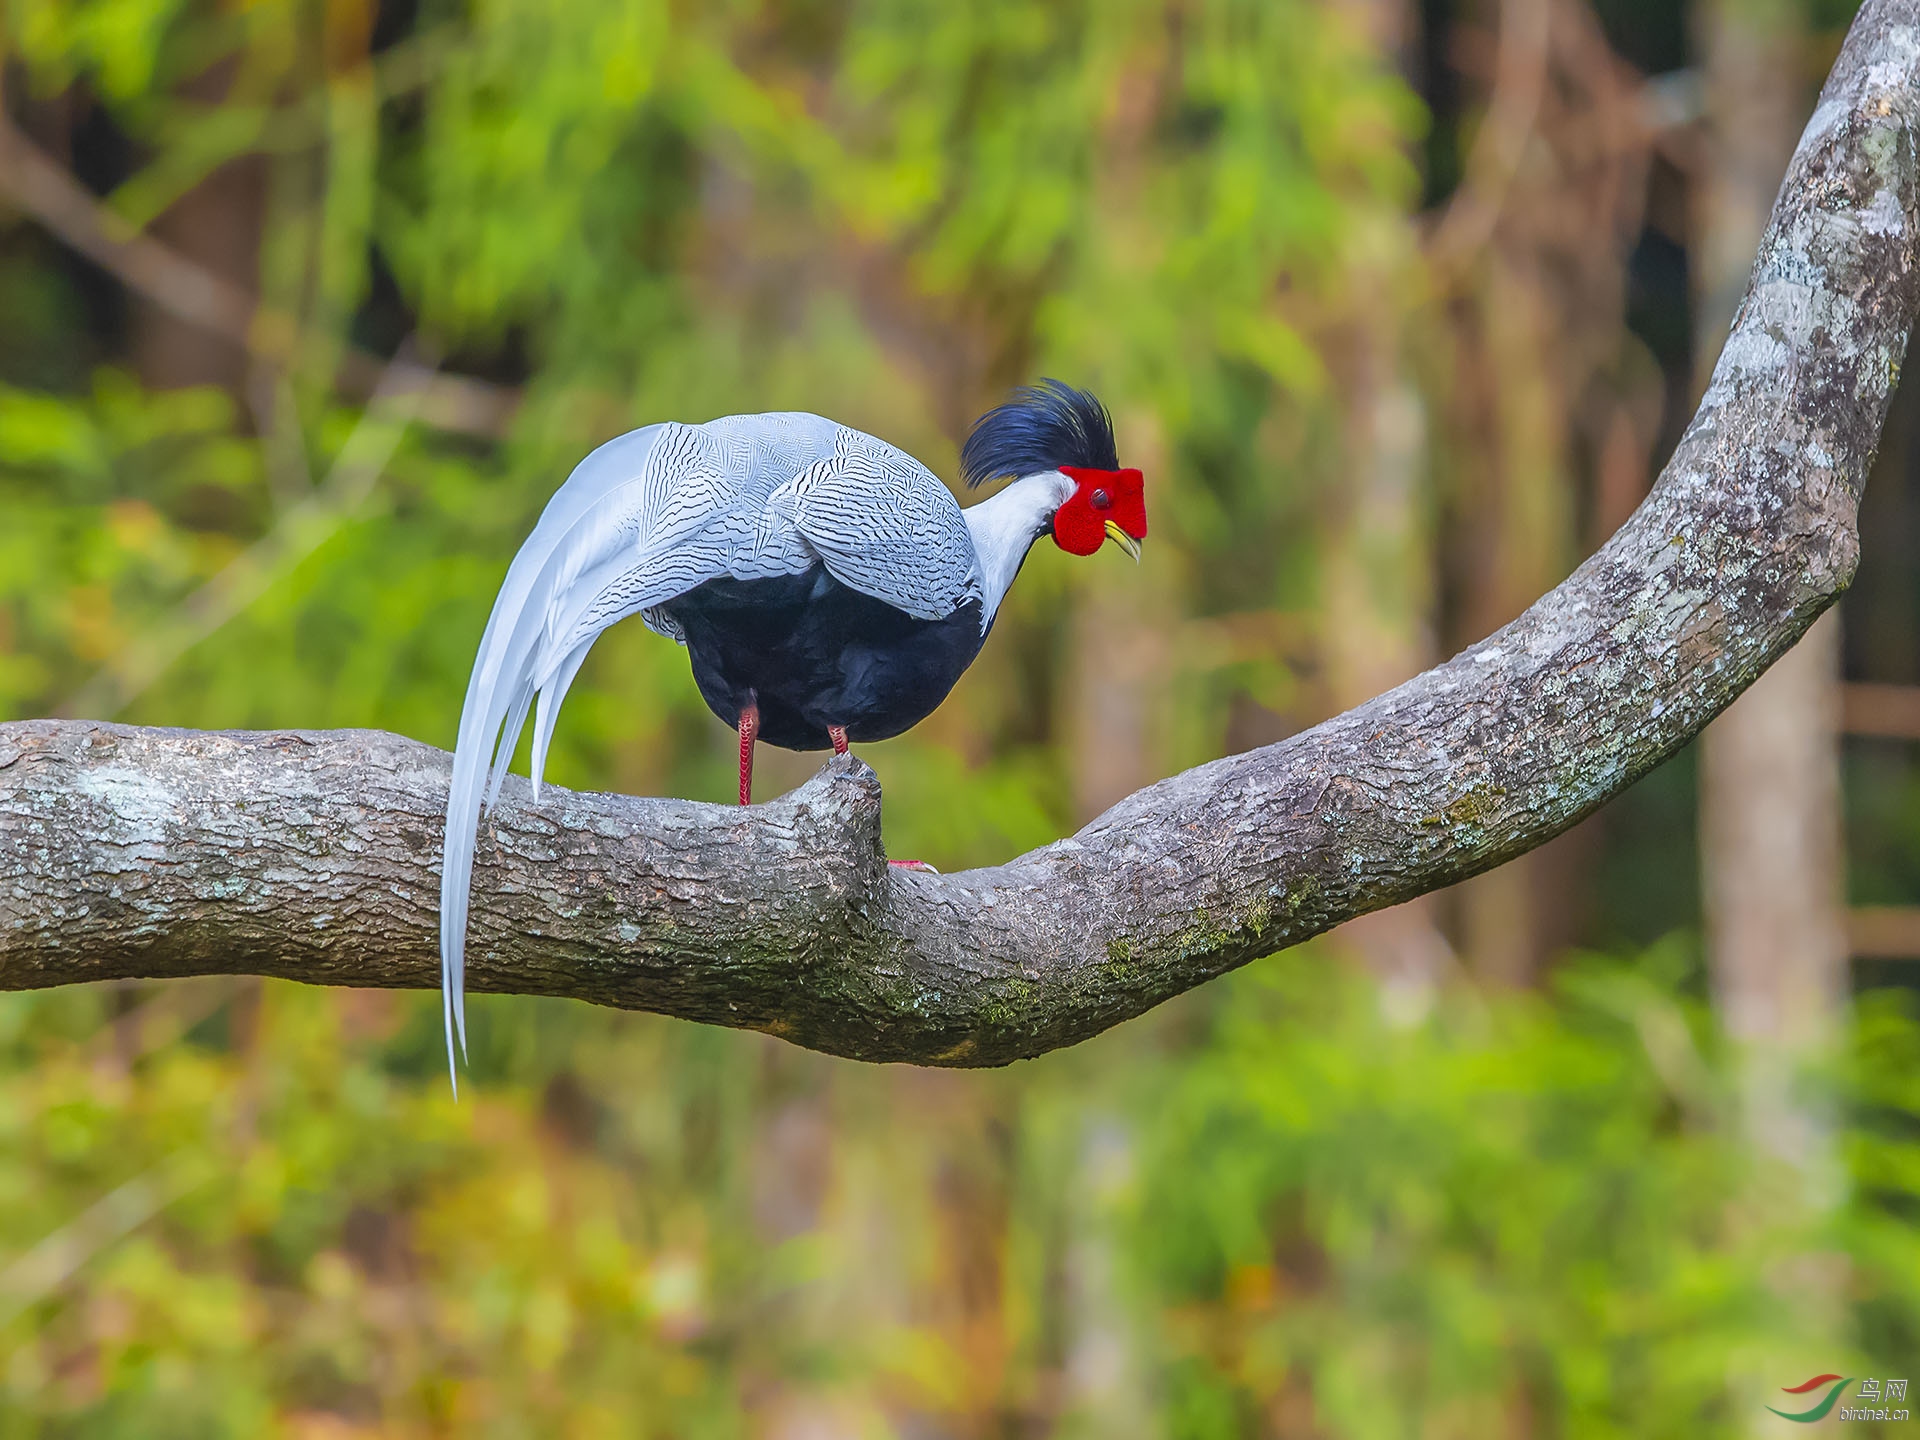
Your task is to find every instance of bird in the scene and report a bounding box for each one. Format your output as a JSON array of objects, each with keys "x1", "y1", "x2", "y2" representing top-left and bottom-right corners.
[{"x1": 437, "y1": 379, "x2": 1147, "y2": 1089}]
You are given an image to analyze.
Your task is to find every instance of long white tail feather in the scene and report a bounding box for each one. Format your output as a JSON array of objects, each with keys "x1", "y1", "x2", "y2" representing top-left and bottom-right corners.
[
  {"x1": 443, "y1": 979, "x2": 460, "y2": 1098},
  {"x1": 440, "y1": 425, "x2": 678, "y2": 1092}
]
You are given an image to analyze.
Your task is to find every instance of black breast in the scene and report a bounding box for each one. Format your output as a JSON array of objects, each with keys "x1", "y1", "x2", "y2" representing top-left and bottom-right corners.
[{"x1": 657, "y1": 566, "x2": 987, "y2": 751}]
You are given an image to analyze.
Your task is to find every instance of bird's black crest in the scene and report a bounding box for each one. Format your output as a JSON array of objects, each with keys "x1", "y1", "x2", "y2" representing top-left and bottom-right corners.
[{"x1": 959, "y1": 379, "x2": 1119, "y2": 488}]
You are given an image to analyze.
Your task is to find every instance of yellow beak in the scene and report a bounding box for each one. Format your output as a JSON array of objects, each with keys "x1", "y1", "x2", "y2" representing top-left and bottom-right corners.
[{"x1": 1104, "y1": 519, "x2": 1143, "y2": 563}]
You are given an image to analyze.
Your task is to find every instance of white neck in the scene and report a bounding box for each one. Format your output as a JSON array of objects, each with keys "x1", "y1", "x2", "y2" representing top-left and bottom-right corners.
[{"x1": 963, "y1": 470, "x2": 1074, "y2": 629}]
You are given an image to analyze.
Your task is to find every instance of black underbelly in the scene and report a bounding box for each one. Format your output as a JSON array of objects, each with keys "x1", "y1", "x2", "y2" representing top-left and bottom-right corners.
[{"x1": 658, "y1": 567, "x2": 986, "y2": 751}]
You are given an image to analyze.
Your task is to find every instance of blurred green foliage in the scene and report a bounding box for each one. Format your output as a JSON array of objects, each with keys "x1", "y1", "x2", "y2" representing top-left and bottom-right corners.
[
  {"x1": 2, "y1": 0, "x2": 1919, "y2": 1433},
  {"x1": 1132, "y1": 953, "x2": 1920, "y2": 1438},
  {"x1": 4, "y1": 957, "x2": 1920, "y2": 1434}
]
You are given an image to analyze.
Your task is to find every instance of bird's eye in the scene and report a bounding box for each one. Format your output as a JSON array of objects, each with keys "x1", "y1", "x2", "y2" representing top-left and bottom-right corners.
[{"x1": 1092, "y1": 488, "x2": 1111, "y2": 510}]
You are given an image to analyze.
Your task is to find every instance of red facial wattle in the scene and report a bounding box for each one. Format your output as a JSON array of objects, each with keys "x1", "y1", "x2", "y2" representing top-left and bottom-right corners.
[{"x1": 1054, "y1": 466, "x2": 1147, "y2": 556}]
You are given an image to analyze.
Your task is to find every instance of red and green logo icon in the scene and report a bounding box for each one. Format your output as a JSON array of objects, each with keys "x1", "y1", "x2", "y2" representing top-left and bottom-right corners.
[{"x1": 1768, "y1": 1375, "x2": 1853, "y2": 1423}]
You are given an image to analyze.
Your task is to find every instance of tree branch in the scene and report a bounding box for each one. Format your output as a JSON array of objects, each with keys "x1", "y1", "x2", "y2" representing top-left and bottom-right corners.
[{"x1": 6, "y1": 2, "x2": 1920, "y2": 1065}]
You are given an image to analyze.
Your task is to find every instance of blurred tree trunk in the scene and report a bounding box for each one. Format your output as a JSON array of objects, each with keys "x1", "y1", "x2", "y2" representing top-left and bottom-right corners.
[
  {"x1": 1692, "y1": 0, "x2": 1849, "y2": 1417},
  {"x1": 1429, "y1": 0, "x2": 1653, "y2": 987},
  {"x1": 1064, "y1": 37, "x2": 1179, "y2": 828},
  {"x1": 1452, "y1": 256, "x2": 1574, "y2": 987},
  {"x1": 1323, "y1": 0, "x2": 1454, "y2": 1006},
  {"x1": 1699, "y1": 611, "x2": 1846, "y2": 1114},
  {"x1": 1693, "y1": 0, "x2": 1847, "y2": 1153},
  {"x1": 130, "y1": 65, "x2": 265, "y2": 395}
]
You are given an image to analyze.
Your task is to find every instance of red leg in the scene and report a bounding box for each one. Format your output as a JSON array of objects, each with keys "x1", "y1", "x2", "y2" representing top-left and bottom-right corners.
[{"x1": 738, "y1": 700, "x2": 759, "y2": 806}]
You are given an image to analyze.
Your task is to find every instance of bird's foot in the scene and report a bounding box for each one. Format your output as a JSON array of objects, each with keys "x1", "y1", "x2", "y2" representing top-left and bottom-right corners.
[
  {"x1": 888, "y1": 859, "x2": 940, "y2": 873},
  {"x1": 829, "y1": 724, "x2": 849, "y2": 756}
]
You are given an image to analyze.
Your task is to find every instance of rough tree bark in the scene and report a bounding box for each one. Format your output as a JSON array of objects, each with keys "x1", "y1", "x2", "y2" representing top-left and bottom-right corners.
[{"x1": 4, "y1": 2, "x2": 1920, "y2": 1067}]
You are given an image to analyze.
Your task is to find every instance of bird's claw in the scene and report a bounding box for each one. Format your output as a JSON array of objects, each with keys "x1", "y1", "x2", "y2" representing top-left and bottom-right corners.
[{"x1": 888, "y1": 859, "x2": 940, "y2": 873}]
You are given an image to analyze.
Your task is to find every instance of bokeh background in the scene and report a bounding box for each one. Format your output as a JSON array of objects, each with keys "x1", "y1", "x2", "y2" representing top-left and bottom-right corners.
[{"x1": 4, "y1": 0, "x2": 1920, "y2": 1433}]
